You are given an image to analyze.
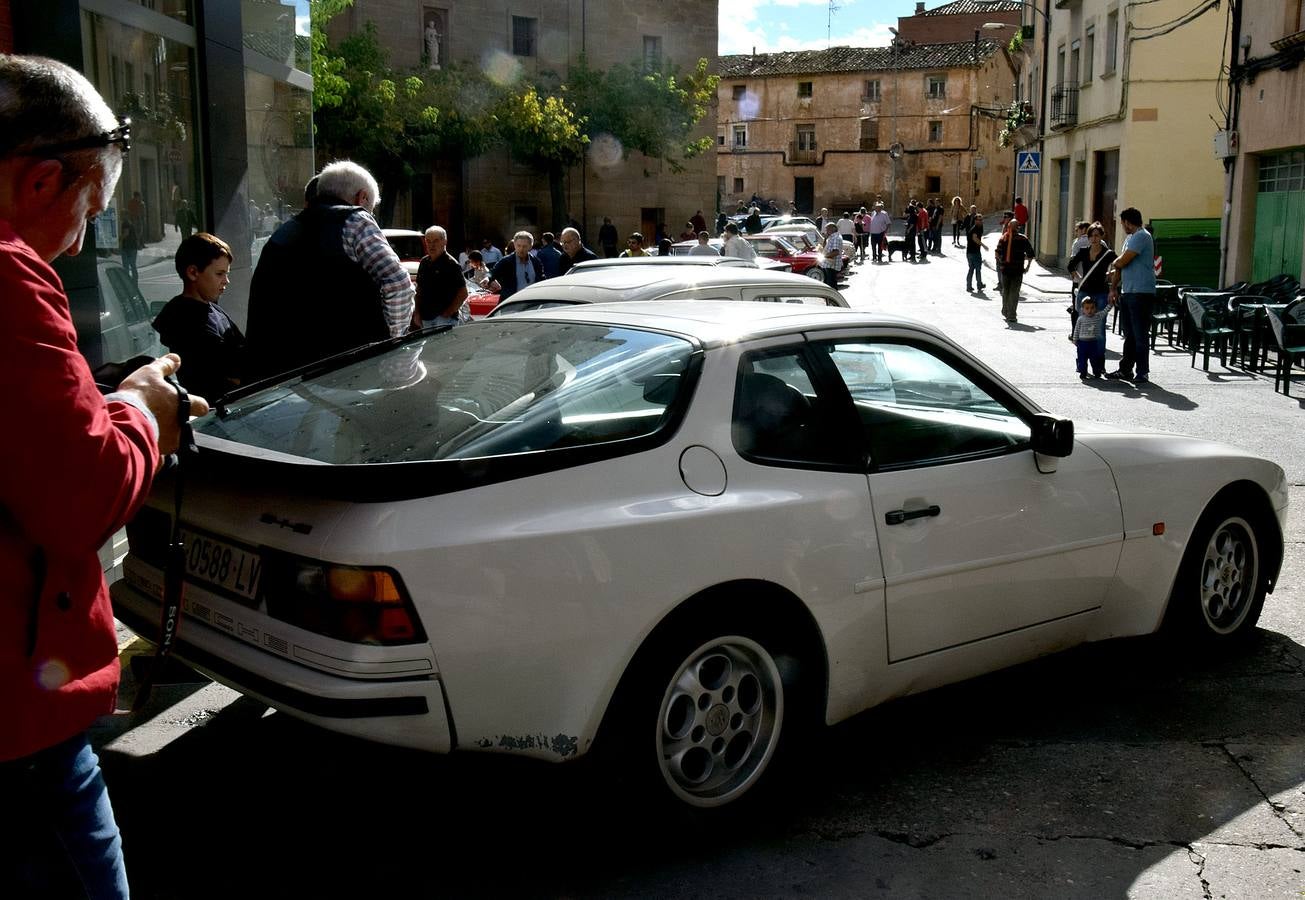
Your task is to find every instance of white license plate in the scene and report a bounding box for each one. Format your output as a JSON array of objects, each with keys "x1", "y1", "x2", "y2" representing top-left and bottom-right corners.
[{"x1": 180, "y1": 529, "x2": 262, "y2": 601}]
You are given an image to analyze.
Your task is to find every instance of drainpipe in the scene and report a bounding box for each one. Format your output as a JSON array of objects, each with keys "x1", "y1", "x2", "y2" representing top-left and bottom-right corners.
[
  {"x1": 1218, "y1": 0, "x2": 1241, "y2": 287},
  {"x1": 1034, "y1": 0, "x2": 1050, "y2": 256}
]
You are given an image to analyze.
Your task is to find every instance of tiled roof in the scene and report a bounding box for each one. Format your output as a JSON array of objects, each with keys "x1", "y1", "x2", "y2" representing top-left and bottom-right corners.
[
  {"x1": 718, "y1": 40, "x2": 1002, "y2": 78},
  {"x1": 918, "y1": 0, "x2": 1022, "y2": 15}
]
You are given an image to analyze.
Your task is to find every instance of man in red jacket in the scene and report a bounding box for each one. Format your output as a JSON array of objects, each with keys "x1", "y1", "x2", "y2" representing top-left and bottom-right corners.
[{"x1": 0, "y1": 54, "x2": 208, "y2": 897}]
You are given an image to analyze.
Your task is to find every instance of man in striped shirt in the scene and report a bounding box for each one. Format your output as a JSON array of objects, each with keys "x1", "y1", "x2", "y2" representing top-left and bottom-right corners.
[{"x1": 246, "y1": 160, "x2": 415, "y2": 380}]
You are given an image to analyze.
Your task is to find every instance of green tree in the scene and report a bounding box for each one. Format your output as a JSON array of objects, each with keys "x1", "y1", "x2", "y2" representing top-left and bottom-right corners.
[
  {"x1": 566, "y1": 56, "x2": 719, "y2": 174},
  {"x1": 493, "y1": 87, "x2": 588, "y2": 231}
]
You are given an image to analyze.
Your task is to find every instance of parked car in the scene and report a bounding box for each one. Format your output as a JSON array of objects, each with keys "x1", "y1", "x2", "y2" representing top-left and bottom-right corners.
[
  {"x1": 97, "y1": 259, "x2": 165, "y2": 364},
  {"x1": 672, "y1": 235, "x2": 822, "y2": 278},
  {"x1": 486, "y1": 266, "x2": 847, "y2": 316},
  {"x1": 383, "y1": 228, "x2": 426, "y2": 281},
  {"x1": 111, "y1": 302, "x2": 1287, "y2": 810}
]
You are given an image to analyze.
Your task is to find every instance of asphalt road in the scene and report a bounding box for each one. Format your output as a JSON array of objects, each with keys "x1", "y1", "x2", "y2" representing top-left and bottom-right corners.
[{"x1": 100, "y1": 248, "x2": 1305, "y2": 899}]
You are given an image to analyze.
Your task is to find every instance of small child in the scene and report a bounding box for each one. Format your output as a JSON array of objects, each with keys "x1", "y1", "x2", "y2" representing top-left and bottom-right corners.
[
  {"x1": 152, "y1": 232, "x2": 245, "y2": 402},
  {"x1": 1069, "y1": 296, "x2": 1108, "y2": 379}
]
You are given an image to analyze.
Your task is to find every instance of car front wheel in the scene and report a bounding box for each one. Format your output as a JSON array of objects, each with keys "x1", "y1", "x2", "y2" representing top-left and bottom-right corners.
[
  {"x1": 805, "y1": 266, "x2": 826, "y2": 281},
  {"x1": 650, "y1": 633, "x2": 786, "y2": 808},
  {"x1": 1166, "y1": 501, "x2": 1268, "y2": 642}
]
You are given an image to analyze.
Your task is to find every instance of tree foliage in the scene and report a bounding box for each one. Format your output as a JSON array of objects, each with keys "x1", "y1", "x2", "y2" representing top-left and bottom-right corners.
[
  {"x1": 567, "y1": 57, "x2": 719, "y2": 173},
  {"x1": 310, "y1": 5, "x2": 719, "y2": 226}
]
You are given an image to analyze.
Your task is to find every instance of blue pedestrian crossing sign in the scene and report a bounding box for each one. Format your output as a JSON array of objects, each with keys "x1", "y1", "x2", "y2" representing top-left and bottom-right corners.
[{"x1": 1017, "y1": 151, "x2": 1041, "y2": 174}]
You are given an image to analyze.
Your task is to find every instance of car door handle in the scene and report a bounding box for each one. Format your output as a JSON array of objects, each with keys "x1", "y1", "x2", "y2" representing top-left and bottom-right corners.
[{"x1": 884, "y1": 505, "x2": 941, "y2": 525}]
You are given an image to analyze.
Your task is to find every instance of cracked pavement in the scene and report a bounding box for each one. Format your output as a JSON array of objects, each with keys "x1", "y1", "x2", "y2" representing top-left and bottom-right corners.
[{"x1": 99, "y1": 246, "x2": 1305, "y2": 898}]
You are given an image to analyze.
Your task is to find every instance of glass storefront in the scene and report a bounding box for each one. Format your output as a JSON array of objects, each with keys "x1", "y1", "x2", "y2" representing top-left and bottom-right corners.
[
  {"x1": 243, "y1": 0, "x2": 313, "y2": 271},
  {"x1": 80, "y1": 4, "x2": 201, "y2": 364}
]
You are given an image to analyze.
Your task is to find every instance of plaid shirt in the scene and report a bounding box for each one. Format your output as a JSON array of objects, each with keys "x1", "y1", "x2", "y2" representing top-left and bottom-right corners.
[{"x1": 342, "y1": 210, "x2": 415, "y2": 337}]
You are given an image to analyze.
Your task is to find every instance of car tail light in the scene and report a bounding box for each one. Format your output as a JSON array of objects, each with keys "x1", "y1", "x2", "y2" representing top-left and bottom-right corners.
[{"x1": 257, "y1": 552, "x2": 426, "y2": 646}]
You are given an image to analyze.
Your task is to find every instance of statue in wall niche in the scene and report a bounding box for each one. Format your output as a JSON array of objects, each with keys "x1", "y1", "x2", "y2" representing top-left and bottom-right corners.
[{"x1": 425, "y1": 19, "x2": 441, "y2": 69}]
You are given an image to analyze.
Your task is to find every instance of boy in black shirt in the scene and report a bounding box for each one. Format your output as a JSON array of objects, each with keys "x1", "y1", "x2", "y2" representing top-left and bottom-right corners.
[{"x1": 152, "y1": 233, "x2": 245, "y2": 401}]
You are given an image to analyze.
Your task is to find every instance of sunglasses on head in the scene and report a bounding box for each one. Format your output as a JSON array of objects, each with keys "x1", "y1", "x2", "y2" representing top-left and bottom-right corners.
[{"x1": 26, "y1": 116, "x2": 132, "y2": 159}]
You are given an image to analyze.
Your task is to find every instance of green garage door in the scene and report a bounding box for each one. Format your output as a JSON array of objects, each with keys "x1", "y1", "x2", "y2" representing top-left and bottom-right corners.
[{"x1": 1253, "y1": 150, "x2": 1305, "y2": 282}]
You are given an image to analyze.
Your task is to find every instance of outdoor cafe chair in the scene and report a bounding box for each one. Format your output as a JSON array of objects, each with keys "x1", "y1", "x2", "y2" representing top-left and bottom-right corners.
[
  {"x1": 1186, "y1": 294, "x2": 1236, "y2": 371},
  {"x1": 1265, "y1": 307, "x2": 1305, "y2": 397}
]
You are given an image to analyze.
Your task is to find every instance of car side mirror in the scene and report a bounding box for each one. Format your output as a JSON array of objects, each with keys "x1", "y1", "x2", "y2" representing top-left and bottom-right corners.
[
  {"x1": 1030, "y1": 413, "x2": 1074, "y2": 458},
  {"x1": 641, "y1": 373, "x2": 681, "y2": 405}
]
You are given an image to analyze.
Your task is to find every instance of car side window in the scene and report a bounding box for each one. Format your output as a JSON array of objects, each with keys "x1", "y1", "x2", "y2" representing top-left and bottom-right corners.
[
  {"x1": 823, "y1": 340, "x2": 1031, "y2": 469},
  {"x1": 746, "y1": 293, "x2": 839, "y2": 307},
  {"x1": 732, "y1": 347, "x2": 858, "y2": 468}
]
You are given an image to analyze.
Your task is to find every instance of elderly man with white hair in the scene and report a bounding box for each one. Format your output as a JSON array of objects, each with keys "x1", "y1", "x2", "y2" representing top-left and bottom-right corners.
[
  {"x1": 245, "y1": 159, "x2": 414, "y2": 379},
  {"x1": 487, "y1": 229, "x2": 543, "y2": 301},
  {"x1": 0, "y1": 53, "x2": 208, "y2": 898},
  {"x1": 414, "y1": 224, "x2": 469, "y2": 328}
]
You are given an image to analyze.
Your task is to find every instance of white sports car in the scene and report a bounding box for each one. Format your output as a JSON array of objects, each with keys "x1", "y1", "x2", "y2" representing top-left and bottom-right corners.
[{"x1": 112, "y1": 302, "x2": 1288, "y2": 808}]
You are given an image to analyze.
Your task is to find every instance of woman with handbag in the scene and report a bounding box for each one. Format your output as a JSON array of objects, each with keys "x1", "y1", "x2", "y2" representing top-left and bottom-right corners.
[{"x1": 1067, "y1": 222, "x2": 1115, "y2": 356}]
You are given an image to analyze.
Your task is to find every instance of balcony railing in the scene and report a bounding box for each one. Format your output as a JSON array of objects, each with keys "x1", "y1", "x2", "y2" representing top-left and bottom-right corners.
[
  {"x1": 788, "y1": 141, "x2": 817, "y2": 164},
  {"x1": 1049, "y1": 83, "x2": 1079, "y2": 129}
]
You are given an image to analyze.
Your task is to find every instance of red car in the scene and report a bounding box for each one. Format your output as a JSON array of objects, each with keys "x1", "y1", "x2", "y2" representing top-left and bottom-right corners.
[{"x1": 744, "y1": 234, "x2": 824, "y2": 279}]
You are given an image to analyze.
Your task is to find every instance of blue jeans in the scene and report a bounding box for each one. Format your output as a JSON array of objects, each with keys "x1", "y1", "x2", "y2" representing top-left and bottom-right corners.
[
  {"x1": 966, "y1": 251, "x2": 984, "y2": 289},
  {"x1": 1, "y1": 733, "x2": 129, "y2": 899},
  {"x1": 1117, "y1": 292, "x2": 1156, "y2": 377},
  {"x1": 421, "y1": 316, "x2": 459, "y2": 329}
]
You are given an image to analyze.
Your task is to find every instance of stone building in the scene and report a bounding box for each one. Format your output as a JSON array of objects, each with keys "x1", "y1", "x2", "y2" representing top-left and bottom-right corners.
[
  {"x1": 717, "y1": 40, "x2": 1017, "y2": 220},
  {"x1": 1222, "y1": 0, "x2": 1305, "y2": 284},
  {"x1": 326, "y1": 0, "x2": 717, "y2": 249},
  {"x1": 894, "y1": 0, "x2": 1021, "y2": 45}
]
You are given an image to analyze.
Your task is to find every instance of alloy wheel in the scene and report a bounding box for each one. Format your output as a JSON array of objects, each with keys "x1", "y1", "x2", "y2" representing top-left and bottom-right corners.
[
  {"x1": 1199, "y1": 515, "x2": 1259, "y2": 635},
  {"x1": 655, "y1": 635, "x2": 783, "y2": 808}
]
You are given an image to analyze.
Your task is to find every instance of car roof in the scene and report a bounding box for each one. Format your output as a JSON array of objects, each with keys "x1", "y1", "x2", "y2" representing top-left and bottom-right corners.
[
  {"x1": 509, "y1": 264, "x2": 831, "y2": 295},
  {"x1": 569, "y1": 256, "x2": 755, "y2": 271},
  {"x1": 493, "y1": 300, "x2": 925, "y2": 348}
]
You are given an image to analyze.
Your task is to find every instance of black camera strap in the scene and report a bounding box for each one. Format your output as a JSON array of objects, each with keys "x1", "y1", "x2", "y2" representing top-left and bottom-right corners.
[{"x1": 131, "y1": 375, "x2": 194, "y2": 713}]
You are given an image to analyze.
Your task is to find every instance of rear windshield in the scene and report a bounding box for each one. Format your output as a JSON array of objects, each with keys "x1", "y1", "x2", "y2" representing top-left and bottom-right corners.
[{"x1": 198, "y1": 322, "x2": 696, "y2": 465}]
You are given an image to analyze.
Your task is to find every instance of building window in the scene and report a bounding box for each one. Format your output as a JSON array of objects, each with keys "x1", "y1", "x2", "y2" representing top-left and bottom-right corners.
[
  {"x1": 797, "y1": 81, "x2": 813, "y2": 98},
  {"x1": 1070, "y1": 39, "x2": 1081, "y2": 85},
  {"x1": 643, "y1": 36, "x2": 662, "y2": 70},
  {"x1": 717, "y1": 133, "x2": 725, "y2": 145},
  {"x1": 1258, "y1": 150, "x2": 1305, "y2": 191},
  {"x1": 734, "y1": 177, "x2": 745, "y2": 193},
  {"x1": 796, "y1": 124, "x2": 816, "y2": 150},
  {"x1": 1083, "y1": 27, "x2": 1095, "y2": 82},
  {"x1": 732, "y1": 83, "x2": 746, "y2": 100},
  {"x1": 1105, "y1": 11, "x2": 1119, "y2": 73},
  {"x1": 863, "y1": 79, "x2": 881, "y2": 101},
  {"x1": 859, "y1": 118, "x2": 879, "y2": 150},
  {"x1": 928, "y1": 120, "x2": 943, "y2": 142},
  {"x1": 718, "y1": 175, "x2": 727, "y2": 196},
  {"x1": 926, "y1": 75, "x2": 946, "y2": 99},
  {"x1": 1056, "y1": 44, "x2": 1066, "y2": 85},
  {"x1": 733, "y1": 124, "x2": 747, "y2": 148},
  {"x1": 926, "y1": 175, "x2": 941, "y2": 193},
  {"x1": 512, "y1": 16, "x2": 537, "y2": 56}
]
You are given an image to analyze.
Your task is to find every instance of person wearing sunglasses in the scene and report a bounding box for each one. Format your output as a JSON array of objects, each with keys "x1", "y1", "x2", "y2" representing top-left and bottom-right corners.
[{"x1": 0, "y1": 54, "x2": 208, "y2": 898}]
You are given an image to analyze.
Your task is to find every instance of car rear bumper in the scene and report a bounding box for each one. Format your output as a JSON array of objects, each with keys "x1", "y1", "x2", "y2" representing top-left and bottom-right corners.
[{"x1": 111, "y1": 580, "x2": 454, "y2": 753}]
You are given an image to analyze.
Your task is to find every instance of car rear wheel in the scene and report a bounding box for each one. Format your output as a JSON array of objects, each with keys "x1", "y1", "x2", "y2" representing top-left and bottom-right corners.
[
  {"x1": 804, "y1": 266, "x2": 826, "y2": 281},
  {"x1": 1166, "y1": 500, "x2": 1267, "y2": 642},
  {"x1": 653, "y1": 634, "x2": 785, "y2": 808}
]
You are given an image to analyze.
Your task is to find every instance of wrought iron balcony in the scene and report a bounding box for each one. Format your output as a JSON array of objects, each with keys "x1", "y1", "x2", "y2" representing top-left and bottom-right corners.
[{"x1": 1049, "y1": 83, "x2": 1079, "y2": 129}]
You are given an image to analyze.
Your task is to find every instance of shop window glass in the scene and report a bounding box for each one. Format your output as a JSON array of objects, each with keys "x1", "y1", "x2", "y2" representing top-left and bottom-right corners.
[
  {"x1": 244, "y1": 70, "x2": 315, "y2": 270},
  {"x1": 80, "y1": 9, "x2": 202, "y2": 365},
  {"x1": 243, "y1": 0, "x2": 312, "y2": 73}
]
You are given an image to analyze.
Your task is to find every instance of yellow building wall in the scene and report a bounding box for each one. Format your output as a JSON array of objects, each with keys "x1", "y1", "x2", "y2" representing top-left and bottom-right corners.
[{"x1": 1034, "y1": 0, "x2": 1228, "y2": 259}]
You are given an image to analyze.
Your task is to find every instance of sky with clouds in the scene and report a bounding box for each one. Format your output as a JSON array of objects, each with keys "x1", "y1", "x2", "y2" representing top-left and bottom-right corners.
[{"x1": 719, "y1": 0, "x2": 928, "y2": 55}]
